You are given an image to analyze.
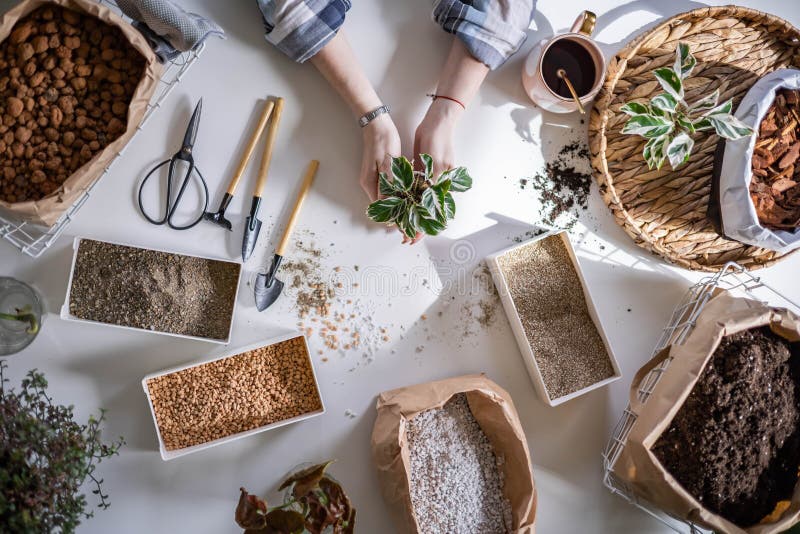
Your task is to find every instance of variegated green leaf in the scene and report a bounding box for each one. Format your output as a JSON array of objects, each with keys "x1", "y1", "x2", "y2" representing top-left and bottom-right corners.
[
  {"x1": 391, "y1": 156, "x2": 414, "y2": 191},
  {"x1": 620, "y1": 102, "x2": 649, "y2": 116},
  {"x1": 673, "y1": 42, "x2": 696, "y2": 79},
  {"x1": 378, "y1": 172, "x2": 399, "y2": 197},
  {"x1": 666, "y1": 132, "x2": 694, "y2": 169},
  {"x1": 366, "y1": 197, "x2": 404, "y2": 223},
  {"x1": 688, "y1": 89, "x2": 719, "y2": 113},
  {"x1": 419, "y1": 153, "x2": 433, "y2": 181},
  {"x1": 654, "y1": 67, "x2": 684, "y2": 101},
  {"x1": 417, "y1": 213, "x2": 446, "y2": 236},
  {"x1": 421, "y1": 187, "x2": 440, "y2": 217},
  {"x1": 643, "y1": 135, "x2": 670, "y2": 170},
  {"x1": 693, "y1": 117, "x2": 713, "y2": 131},
  {"x1": 675, "y1": 113, "x2": 695, "y2": 134},
  {"x1": 651, "y1": 93, "x2": 678, "y2": 114},
  {"x1": 702, "y1": 99, "x2": 733, "y2": 117},
  {"x1": 707, "y1": 114, "x2": 754, "y2": 140},
  {"x1": 440, "y1": 167, "x2": 472, "y2": 192},
  {"x1": 622, "y1": 114, "x2": 674, "y2": 138},
  {"x1": 443, "y1": 192, "x2": 456, "y2": 220}
]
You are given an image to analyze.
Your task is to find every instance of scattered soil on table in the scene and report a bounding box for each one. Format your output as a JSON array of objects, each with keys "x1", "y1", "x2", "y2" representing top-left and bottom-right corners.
[
  {"x1": 146, "y1": 336, "x2": 321, "y2": 450},
  {"x1": 653, "y1": 326, "x2": 800, "y2": 527},
  {"x1": 517, "y1": 142, "x2": 593, "y2": 228},
  {"x1": 0, "y1": 5, "x2": 146, "y2": 203},
  {"x1": 283, "y1": 230, "x2": 389, "y2": 364},
  {"x1": 69, "y1": 239, "x2": 239, "y2": 340},
  {"x1": 750, "y1": 89, "x2": 800, "y2": 229},
  {"x1": 407, "y1": 394, "x2": 512, "y2": 533},
  {"x1": 496, "y1": 234, "x2": 614, "y2": 399}
]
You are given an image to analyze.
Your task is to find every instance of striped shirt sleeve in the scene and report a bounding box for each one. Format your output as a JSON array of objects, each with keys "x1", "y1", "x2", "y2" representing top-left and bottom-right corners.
[
  {"x1": 256, "y1": 0, "x2": 351, "y2": 63},
  {"x1": 433, "y1": 0, "x2": 536, "y2": 70}
]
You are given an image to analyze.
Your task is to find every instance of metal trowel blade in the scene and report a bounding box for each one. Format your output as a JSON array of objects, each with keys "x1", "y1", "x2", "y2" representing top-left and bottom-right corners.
[
  {"x1": 241, "y1": 217, "x2": 262, "y2": 262},
  {"x1": 254, "y1": 274, "x2": 284, "y2": 311}
]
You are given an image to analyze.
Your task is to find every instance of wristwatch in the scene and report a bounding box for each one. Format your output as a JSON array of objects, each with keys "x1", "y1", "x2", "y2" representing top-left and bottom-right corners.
[{"x1": 358, "y1": 104, "x2": 391, "y2": 128}]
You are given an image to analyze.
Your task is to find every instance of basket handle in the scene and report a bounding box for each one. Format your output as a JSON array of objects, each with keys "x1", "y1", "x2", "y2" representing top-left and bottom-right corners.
[{"x1": 629, "y1": 346, "x2": 672, "y2": 412}]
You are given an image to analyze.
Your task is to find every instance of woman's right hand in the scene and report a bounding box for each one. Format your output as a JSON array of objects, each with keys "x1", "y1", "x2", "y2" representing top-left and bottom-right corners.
[{"x1": 359, "y1": 113, "x2": 401, "y2": 201}]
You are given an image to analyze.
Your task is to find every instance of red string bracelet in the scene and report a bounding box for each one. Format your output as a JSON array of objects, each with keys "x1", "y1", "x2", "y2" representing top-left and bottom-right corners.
[{"x1": 427, "y1": 93, "x2": 466, "y2": 110}]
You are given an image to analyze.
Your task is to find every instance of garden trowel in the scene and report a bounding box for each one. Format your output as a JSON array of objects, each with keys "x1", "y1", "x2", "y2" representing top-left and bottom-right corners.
[
  {"x1": 255, "y1": 160, "x2": 319, "y2": 311},
  {"x1": 242, "y1": 97, "x2": 284, "y2": 261}
]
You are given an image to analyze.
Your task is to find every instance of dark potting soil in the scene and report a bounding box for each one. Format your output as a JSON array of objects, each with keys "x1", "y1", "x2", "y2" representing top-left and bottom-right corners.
[
  {"x1": 520, "y1": 142, "x2": 593, "y2": 227},
  {"x1": 69, "y1": 239, "x2": 240, "y2": 340},
  {"x1": 653, "y1": 326, "x2": 800, "y2": 527}
]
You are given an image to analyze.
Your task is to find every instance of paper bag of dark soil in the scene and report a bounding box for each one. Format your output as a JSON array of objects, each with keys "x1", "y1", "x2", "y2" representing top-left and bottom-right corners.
[
  {"x1": 614, "y1": 293, "x2": 800, "y2": 533},
  {"x1": 371, "y1": 374, "x2": 537, "y2": 534},
  {"x1": 709, "y1": 69, "x2": 800, "y2": 253},
  {"x1": 0, "y1": 0, "x2": 160, "y2": 227}
]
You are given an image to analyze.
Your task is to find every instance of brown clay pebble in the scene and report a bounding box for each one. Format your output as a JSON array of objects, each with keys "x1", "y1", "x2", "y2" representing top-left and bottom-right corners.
[
  {"x1": 68, "y1": 240, "x2": 240, "y2": 340},
  {"x1": 653, "y1": 327, "x2": 800, "y2": 527},
  {"x1": 146, "y1": 336, "x2": 322, "y2": 450},
  {"x1": 496, "y1": 235, "x2": 614, "y2": 399},
  {"x1": 0, "y1": 5, "x2": 146, "y2": 204}
]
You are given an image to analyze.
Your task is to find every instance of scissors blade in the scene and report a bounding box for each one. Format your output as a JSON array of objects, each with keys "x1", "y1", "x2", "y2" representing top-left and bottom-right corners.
[{"x1": 181, "y1": 98, "x2": 203, "y2": 153}]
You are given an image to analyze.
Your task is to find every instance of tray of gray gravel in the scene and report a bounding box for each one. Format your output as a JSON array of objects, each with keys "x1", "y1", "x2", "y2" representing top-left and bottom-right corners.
[{"x1": 61, "y1": 237, "x2": 241, "y2": 343}]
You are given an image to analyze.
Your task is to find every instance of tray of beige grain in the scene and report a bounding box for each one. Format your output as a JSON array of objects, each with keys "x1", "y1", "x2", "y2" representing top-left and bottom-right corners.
[{"x1": 486, "y1": 231, "x2": 621, "y2": 406}]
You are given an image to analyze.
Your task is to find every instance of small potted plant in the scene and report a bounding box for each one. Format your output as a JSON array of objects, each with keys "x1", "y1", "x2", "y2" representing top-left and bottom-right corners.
[
  {"x1": 235, "y1": 461, "x2": 355, "y2": 534},
  {"x1": 0, "y1": 277, "x2": 43, "y2": 356},
  {"x1": 0, "y1": 361, "x2": 123, "y2": 532},
  {"x1": 620, "y1": 42, "x2": 754, "y2": 170},
  {"x1": 366, "y1": 154, "x2": 472, "y2": 238}
]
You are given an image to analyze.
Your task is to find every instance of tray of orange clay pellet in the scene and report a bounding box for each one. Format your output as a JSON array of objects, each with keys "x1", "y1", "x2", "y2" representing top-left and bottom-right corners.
[{"x1": 142, "y1": 334, "x2": 324, "y2": 460}]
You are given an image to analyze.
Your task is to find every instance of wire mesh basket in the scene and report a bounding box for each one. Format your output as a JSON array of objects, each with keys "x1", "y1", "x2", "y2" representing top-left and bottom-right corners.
[
  {"x1": 0, "y1": 0, "x2": 204, "y2": 258},
  {"x1": 602, "y1": 262, "x2": 800, "y2": 533}
]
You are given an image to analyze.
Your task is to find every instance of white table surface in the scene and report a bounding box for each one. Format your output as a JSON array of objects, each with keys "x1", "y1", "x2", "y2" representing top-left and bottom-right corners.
[{"x1": 3, "y1": 0, "x2": 800, "y2": 532}]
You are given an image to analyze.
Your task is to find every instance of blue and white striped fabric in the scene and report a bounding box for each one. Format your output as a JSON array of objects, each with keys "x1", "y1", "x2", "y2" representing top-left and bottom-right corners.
[
  {"x1": 257, "y1": 0, "x2": 535, "y2": 69},
  {"x1": 433, "y1": 0, "x2": 536, "y2": 69},
  {"x1": 256, "y1": 0, "x2": 351, "y2": 63}
]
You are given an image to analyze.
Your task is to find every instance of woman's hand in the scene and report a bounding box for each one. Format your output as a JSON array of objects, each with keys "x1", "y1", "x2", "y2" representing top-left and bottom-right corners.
[
  {"x1": 413, "y1": 98, "x2": 463, "y2": 178},
  {"x1": 360, "y1": 114, "x2": 401, "y2": 201}
]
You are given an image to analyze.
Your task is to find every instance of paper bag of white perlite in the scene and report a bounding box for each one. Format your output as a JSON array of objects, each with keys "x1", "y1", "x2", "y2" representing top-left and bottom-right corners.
[
  {"x1": 614, "y1": 293, "x2": 800, "y2": 533},
  {"x1": 371, "y1": 374, "x2": 537, "y2": 534},
  {"x1": 709, "y1": 69, "x2": 800, "y2": 253},
  {"x1": 0, "y1": 0, "x2": 160, "y2": 227}
]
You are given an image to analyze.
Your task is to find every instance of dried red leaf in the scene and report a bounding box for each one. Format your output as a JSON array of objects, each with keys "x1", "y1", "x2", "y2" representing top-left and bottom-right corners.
[{"x1": 236, "y1": 488, "x2": 268, "y2": 530}]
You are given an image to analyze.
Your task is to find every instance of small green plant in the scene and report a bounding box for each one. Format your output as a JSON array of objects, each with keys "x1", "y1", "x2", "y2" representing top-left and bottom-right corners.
[
  {"x1": 0, "y1": 305, "x2": 39, "y2": 334},
  {"x1": 235, "y1": 461, "x2": 355, "y2": 534},
  {"x1": 0, "y1": 361, "x2": 123, "y2": 533},
  {"x1": 621, "y1": 42, "x2": 754, "y2": 170},
  {"x1": 366, "y1": 154, "x2": 472, "y2": 238}
]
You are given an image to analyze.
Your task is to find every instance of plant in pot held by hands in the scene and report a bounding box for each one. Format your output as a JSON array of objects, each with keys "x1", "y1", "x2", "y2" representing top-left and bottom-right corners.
[
  {"x1": 366, "y1": 154, "x2": 473, "y2": 238},
  {"x1": 236, "y1": 461, "x2": 355, "y2": 534},
  {"x1": 621, "y1": 42, "x2": 754, "y2": 170},
  {"x1": 0, "y1": 360, "x2": 123, "y2": 533}
]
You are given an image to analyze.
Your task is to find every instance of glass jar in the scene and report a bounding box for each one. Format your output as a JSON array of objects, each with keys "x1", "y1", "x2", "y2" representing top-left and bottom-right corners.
[{"x1": 0, "y1": 277, "x2": 43, "y2": 356}]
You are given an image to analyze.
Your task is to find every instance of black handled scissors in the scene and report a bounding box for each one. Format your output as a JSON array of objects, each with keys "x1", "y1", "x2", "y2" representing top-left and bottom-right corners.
[{"x1": 137, "y1": 99, "x2": 209, "y2": 230}]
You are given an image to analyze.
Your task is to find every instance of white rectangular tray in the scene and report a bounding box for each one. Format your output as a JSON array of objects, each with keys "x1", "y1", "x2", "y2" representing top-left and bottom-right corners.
[
  {"x1": 486, "y1": 231, "x2": 621, "y2": 406},
  {"x1": 142, "y1": 333, "x2": 325, "y2": 461},
  {"x1": 61, "y1": 236, "x2": 241, "y2": 345}
]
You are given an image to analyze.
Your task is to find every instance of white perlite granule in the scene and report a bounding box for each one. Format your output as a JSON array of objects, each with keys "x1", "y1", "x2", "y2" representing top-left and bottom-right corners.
[{"x1": 406, "y1": 394, "x2": 512, "y2": 533}]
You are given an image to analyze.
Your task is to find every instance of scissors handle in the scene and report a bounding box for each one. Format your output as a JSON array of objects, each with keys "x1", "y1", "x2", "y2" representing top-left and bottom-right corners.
[
  {"x1": 138, "y1": 159, "x2": 172, "y2": 226},
  {"x1": 137, "y1": 156, "x2": 209, "y2": 230}
]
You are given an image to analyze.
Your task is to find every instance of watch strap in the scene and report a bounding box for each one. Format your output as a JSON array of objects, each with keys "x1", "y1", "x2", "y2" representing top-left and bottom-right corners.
[{"x1": 358, "y1": 104, "x2": 390, "y2": 127}]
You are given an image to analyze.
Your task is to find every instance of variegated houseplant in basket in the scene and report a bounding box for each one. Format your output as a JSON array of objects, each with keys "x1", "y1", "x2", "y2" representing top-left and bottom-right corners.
[{"x1": 621, "y1": 42, "x2": 754, "y2": 170}]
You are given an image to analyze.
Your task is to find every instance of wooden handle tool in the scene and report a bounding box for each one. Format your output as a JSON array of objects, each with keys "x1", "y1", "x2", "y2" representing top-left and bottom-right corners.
[
  {"x1": 253, "y1": 97, "x2": 285, "y2": 197},
  {"x1": 277, "y1": 160, "x2": 318, "y2": 256},
  {"x1": 226, "y1": 100, "x2": 274, "y2": 195}
]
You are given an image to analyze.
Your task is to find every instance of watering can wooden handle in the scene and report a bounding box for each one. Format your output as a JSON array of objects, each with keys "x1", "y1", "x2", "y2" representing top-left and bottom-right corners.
[
  {"x1": 277, "y1": 160, "x2": 318, "y2": 256},
  {"x1": 253, "y1": 97, "x2": 285, "y2": 197},
  {"x1": 226, "y1": 100, "x2": 274, "y2": 196}
]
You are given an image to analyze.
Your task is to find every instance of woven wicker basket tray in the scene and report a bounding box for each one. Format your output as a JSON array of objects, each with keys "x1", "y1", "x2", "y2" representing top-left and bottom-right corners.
[{"x1": 589, "y1": 5, "x2": 800, "y2": 271}]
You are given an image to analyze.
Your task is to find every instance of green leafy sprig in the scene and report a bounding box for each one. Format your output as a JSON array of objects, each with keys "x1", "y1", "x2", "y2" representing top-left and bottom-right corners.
[
  {"x1": 0, "y1": 305, "x2": 39, "y2": 334},
  {"x1": 235, "y1": 461, "x2": 355, "y2": 534},
  {"x1": 366, "y1": 154, "x2": 473, "y2": 238},
  {"x1": 0, "y1": 361, "x2": 123, "y2": 533},
  {"x1": 621, "y1": 42, "x2": 754, "y2": 170}
]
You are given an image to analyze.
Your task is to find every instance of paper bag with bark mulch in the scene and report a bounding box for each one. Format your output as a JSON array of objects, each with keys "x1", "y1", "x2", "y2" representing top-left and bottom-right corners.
[
  {"x1": 0, "y1": 0, "x2": 160, "y2": 227},
  {"x1": 371, "y1": 374, "x2": 537, "y2": 534},
  {"x1": 614, "y1": 293, "x2": 800, "y2": 533}
]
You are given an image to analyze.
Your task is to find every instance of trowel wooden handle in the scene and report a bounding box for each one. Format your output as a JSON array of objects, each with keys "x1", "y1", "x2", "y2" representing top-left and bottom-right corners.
[
  {"x1": 226, "y1": 100, "x2": 275, "y2": 196},
  {"x1": 254, "y1": 97, "x2": 285, "y2": 198},
  {"x1": 277, "y1": 160, "x2": 318, "y2": 256}
]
